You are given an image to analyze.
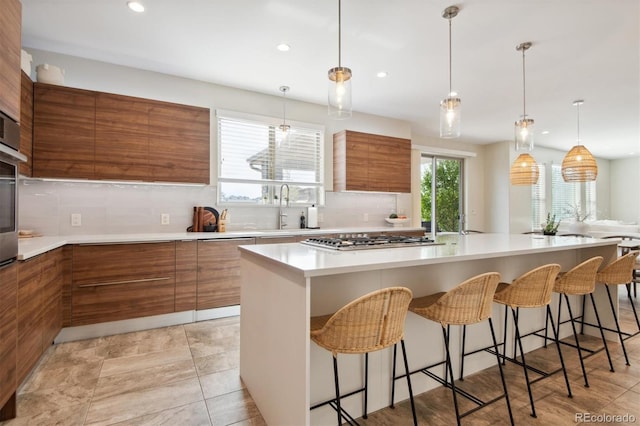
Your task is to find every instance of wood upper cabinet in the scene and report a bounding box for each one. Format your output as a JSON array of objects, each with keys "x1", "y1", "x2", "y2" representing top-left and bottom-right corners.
[
  {"x1": 31, "y1": 83, "x2": 210, "y2": 184},
  {"x1": 95, "y1": 93, "x2": 150, "y2": 180},
  {"x1": 0, "y1": 0, "x2": 21, "y2": 122},
  {"x1": 71, "y1": 242, "x2": 176, "y2": 325},
  {"x1": 197, "y1": 238, "x2": 255, "y2": 310},
  {"x1": 148, "y1": 102, "x2": 210, "y2": 184},
  {"x1": 19, "y1": 71, "x2": 33, "y2": 177},
  {"x1": 0, "y1": 262, "x2": 17, "y2": 413},
  {"x1": 33, "y1": 84, "x2": 96, "y2": 179},
  {"x1": 333, "y1": 130, "x2": 411, "y2": 193}
]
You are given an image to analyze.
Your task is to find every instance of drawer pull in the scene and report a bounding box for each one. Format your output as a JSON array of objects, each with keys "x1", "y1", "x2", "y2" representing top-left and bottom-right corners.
[
  {"x1": 199, "y1": 238, "x2": 255, "y2": 243},
  {"x1": 77, "y1": 241, "x2": 172, "y2": 246},
  {"x1": 77, "y1": 277, "x2": 171, "y2": 288}
]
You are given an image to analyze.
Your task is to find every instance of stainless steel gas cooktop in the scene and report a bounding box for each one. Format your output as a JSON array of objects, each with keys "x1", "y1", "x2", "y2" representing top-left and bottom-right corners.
[{"x1": 300, "y1": 235, "x2": 441, "y2": 250}]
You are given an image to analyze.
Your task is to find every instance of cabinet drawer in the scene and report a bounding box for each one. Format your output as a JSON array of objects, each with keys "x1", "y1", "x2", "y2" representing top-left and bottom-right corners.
[{"x1": 0, "y1": 262, "x2": 17, "y2": 409}]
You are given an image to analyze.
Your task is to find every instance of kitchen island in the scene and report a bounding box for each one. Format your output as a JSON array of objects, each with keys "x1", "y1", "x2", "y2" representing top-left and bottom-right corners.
[{"x1": 238, "y1": 233, "x2": 619, "y2": 426}]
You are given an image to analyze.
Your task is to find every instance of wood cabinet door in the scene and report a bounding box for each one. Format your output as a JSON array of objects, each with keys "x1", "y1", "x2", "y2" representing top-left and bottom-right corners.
[
  {"x1": 33, "y1": 84, "x2": 96, "y2": 179},
  {"x1": 175, "y1": 240, "x2": 197, "y2": 312},
  {"x1": 148, "y1": 102, "x2": 210, "y2": 184},
  {"x1": 19, "y1": 71, "x2": 33, "y2": 177},
  {"x1": 95, "y1": 93, "x2": 150, "y2": 180},
  {"x1": 197, "y1": 238, "x2": 254, "y2": 310},
  {"x1": 369, "y1": 134, "x2": 411, "y2": 193},
  {"x1": 16, "y1": 255, "x2": 44, "y2": 385},
  {"x1": 41, "y1": 248, "x2": 63, "y2": 350},
  {"x1": 0, "y1": 263, "x2": 17, "y2": 410},
  {"x1": 71, "y1": 242, "x2": 176, "y2": 325},
  {"x1": 0, "y1": 0, "x2": 21, "y2": 122}
]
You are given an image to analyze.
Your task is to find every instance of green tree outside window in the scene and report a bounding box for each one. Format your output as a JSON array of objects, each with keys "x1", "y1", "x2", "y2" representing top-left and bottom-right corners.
[{"x1": 421, "y1": 159, "x2": 461, "y2": 232}]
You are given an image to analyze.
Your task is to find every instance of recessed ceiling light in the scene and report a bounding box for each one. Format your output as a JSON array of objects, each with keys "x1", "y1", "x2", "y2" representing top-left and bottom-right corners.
[
  {"x1": 277, "y1": 43, "x2": 290, "y2": 52},
  {"x1": 127, "y1": 1, "x2": 145, "y2": 13},
  {"x1": 541, "y1": 130, "x2": 550, "y2": 135},
  {"x1": 376, "y1": 71, "x2": 388, "y2": 78}
]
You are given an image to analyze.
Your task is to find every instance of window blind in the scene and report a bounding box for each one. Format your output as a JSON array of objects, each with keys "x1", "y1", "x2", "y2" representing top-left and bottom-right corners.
[{"x1": 217, "y1": 111, "x2": 324, "y2": 205}]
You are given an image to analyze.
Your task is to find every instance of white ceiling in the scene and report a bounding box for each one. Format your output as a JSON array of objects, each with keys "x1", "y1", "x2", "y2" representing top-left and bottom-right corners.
[{"x1": 21, "y1": 0, "x2": 640, "y2": 159}]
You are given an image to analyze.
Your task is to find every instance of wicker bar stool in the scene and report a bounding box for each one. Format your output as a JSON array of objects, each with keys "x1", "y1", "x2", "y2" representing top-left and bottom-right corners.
[
  {"x1": 399, "y1": 272, "x2": 513, "y2": 426},
  {"x1": 491, "y1": 263, "x2": 572, "y2": 418},
  {"x1": 585, "y1": 251, "x2": 640, "y2": 366},
  {"x1": 542, "y1": 256, "x2": 612, "y2": 385},
  {"x1": 310, "y1": 287, "x2": 417, "y2": 426}
]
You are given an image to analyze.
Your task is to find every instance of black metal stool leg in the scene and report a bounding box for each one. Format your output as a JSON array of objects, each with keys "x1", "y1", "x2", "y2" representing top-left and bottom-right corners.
[
  {"x1": 564, "y1": 294, "x2": 589, "y2": 387},
  {"x1": 400, "y1": 339, "x2": 418, "y2": 426},
  {"x1": 460, "y1": 324, "x2": 467, "y2": 380},
  {"x1": 625, "y1": 282, "x2": 640, "y2": 329},
  {"x1": 489, "y1": 318, "x2": 514, "y2": 426},
  {"x1": 333, "y1": 355, "x2": 342, "y2": 426},
  {"x1": 590, "y1": 293, "x2": 614, "y2": 372},
  {"x1": 543, "y1": 302, "x2": 550, "y2": 348},
  {"x1": 390, "y1": 343, "x2": 398, "y2": 408},
  {"x1": 444, "y1": 325, "x2": 451, "y2": 387},
  {"x1": 511, "y1": 307, "x2": 537, "y2": 418},
  {"x1": 441, "y1": 326, "x2": 461, "y2": 426},
  {"x1": 363, "y1": 352, "x2": 369, "y2": 419},
  {"x1": 547, "y1": 305, "x2": 572, "y2": 398},
  {"x1": 605, "y1": 284, "x2": 631, "y2": 366},
  {"x1": 580, "y1": 294, "x2": 586, "y2": 335},
  {"x1": 502, "y1": 304, "x2": 508, "y2": 365}
]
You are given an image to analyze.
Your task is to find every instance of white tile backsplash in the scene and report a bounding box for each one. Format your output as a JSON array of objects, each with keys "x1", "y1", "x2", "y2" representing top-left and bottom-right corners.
[{"x1": 18, "y1": 180, "x2": 406, "y2": 235}]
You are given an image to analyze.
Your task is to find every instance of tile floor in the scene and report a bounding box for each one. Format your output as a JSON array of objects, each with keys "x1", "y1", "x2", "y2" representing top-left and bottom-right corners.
[{"x1": 2, "y1": 292, "x2": 638, "y2": 425}]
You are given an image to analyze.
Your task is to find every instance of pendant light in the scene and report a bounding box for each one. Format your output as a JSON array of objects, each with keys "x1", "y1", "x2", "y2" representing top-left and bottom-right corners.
[
  {"x1": 278, "y1": 86, "x2": 290, "y2": 134},
  {"x1": 328, "y1": 0, "x2": 352, "y2": 119},
  {"x1": 440, "y1": 6, "x2": 461, "y2": 139},
  {"x1": 510, "y1": 153, "x2": 540, "y2": 185},
  {"x1": 561, "y1": 100, "x2": 598, "y2": 182},
  {"x1": 515, "y1": 42, "x2": 534, "y2": 151}
]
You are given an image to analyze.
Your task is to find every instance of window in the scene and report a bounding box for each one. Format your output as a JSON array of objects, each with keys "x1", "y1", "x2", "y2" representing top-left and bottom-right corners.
[
  {"x1": 217, "y1": 111, "x2": 324, "y2": 205},
  {"x1": 420, "y1": 155, "x2": 464, "y2": 233},
  {"x1": 531, "y1": 163, "x2": 596, "y2": 229}
]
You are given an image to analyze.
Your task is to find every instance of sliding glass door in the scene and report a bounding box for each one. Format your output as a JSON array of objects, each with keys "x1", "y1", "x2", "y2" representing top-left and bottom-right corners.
[{"x1": 420, "y1": 155, "x2": 464, "y2": 235}]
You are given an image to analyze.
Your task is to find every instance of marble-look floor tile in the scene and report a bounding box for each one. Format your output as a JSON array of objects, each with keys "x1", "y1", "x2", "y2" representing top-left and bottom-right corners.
[
  {"x1": 110, "y1": 401, "x2": 211, "y2": 426},
  {"x1": 185, "y1": 321, "x2": 240, "y2": 359},
  {"x1": 99, "y1": 346, "x2": 192, "y2": 377},
  {"x1": 20, "y1": 360, "x2": 103, "y2": 394},
  {"x1": 0, "y1": 402, "x2": 90, "y2": 426},
  {"x1": 205, "y1": 389, "x2": 260, "y2": 426},
  {"x1": 34, "y1": 346, "x2": 106, "y2": 373},
  {"x1": 98, "y1": 326, "x2": 189, "y2": 359},
  {"x1": 92, "y1": 359, "x2": 197, "y2": 401},
  {"x1": 16, "y1": 383, "x2": 95, "y2": 417},
  {"x1": 199, "y1": 368, "x2": 245, "y2": 399},
  {"x1": 84, "y1": 377, "x2": 203, "y2": 426},
  {"x1": 194, "y1": 348, "x2": 240, "y2": 376}
]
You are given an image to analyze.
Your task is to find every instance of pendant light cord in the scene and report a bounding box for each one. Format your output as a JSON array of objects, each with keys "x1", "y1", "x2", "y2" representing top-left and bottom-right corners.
[
  {"x1": 521, "y1": 47, "x2": 527, "y2": 118},
  {"x1": 576, "y1": 102, "x2": 581, "y2": 145},
  {"x1": 448, "y1": 17, "x2": 452, "y2": 95},
  {"x1": 338, "y1": 0, "x2": 342, "y2": 68}
]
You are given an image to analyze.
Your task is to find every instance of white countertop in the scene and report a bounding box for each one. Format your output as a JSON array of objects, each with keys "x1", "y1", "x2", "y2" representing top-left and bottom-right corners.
[
  {"x1": 238, "y1": 233, "x2": 620, "y2": 278},
  {"x1": 17, "y1": 227, "x2": 424, "y2": 260}
]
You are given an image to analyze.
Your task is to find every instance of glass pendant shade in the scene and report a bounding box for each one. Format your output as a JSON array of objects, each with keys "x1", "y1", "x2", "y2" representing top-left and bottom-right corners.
[
  {"x1": 510, "y1": 153, "x2": 539, "y2": 185},
  {"x1": 440, "y1": 96, "x2": 461, "y2": 138},
  {"x1": 561, "y1": 145, "x2": 598, "y2": 182},
  {"x1": 515, "y1": 117, "x2": 534, "y2": 151},
  {"x1": 328, "y1": 66, "x2": 352, "y2": 119}
]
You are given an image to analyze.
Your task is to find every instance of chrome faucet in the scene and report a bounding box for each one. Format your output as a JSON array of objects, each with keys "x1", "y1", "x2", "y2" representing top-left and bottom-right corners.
[{"x1": 278, "y1": 184, "x2": 290, "y2": 229}]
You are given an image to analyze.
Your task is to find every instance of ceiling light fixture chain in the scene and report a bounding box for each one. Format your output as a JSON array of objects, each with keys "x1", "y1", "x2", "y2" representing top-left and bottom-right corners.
[
  {"x1": 327, "y1": 0, "x2": 352, "y2": 119},
  {"x1": 574, "y1": 99, "x2": 583, "y2": 143},
  {"x1": 439, "y1": 5, "x2": 461, "y2": 139}
]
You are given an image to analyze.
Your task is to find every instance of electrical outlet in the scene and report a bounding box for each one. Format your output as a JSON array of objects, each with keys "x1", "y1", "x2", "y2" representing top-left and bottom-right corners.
[
  {"x1": 363, "y1": 213, "x2": 369, "y2": 222},
  {"x1": 161, "y1": 213, "x2": 170, "y2": 225},
  {"x1": 71, "y1": 213, "x2": 82, "y2": 227}
]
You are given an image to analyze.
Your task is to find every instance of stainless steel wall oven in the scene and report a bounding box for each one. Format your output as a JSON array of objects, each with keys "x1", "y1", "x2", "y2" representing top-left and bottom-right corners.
[{"x1": 0, "y1": 110, "x2": 24, "y2": 266}]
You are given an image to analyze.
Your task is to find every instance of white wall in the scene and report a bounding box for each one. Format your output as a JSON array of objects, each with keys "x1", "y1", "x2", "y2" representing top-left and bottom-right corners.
[{"x1": 610, "y1": 156, "x2": 640, "y2": 223}]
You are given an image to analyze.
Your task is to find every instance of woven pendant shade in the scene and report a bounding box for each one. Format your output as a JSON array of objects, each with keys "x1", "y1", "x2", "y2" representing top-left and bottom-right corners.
[
  {"x1": 510, "y1": 153, "x2": 539, "y2": 185},
  {"x1": 561, "y1": 145, "x2": 598, "y2": 182}
]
